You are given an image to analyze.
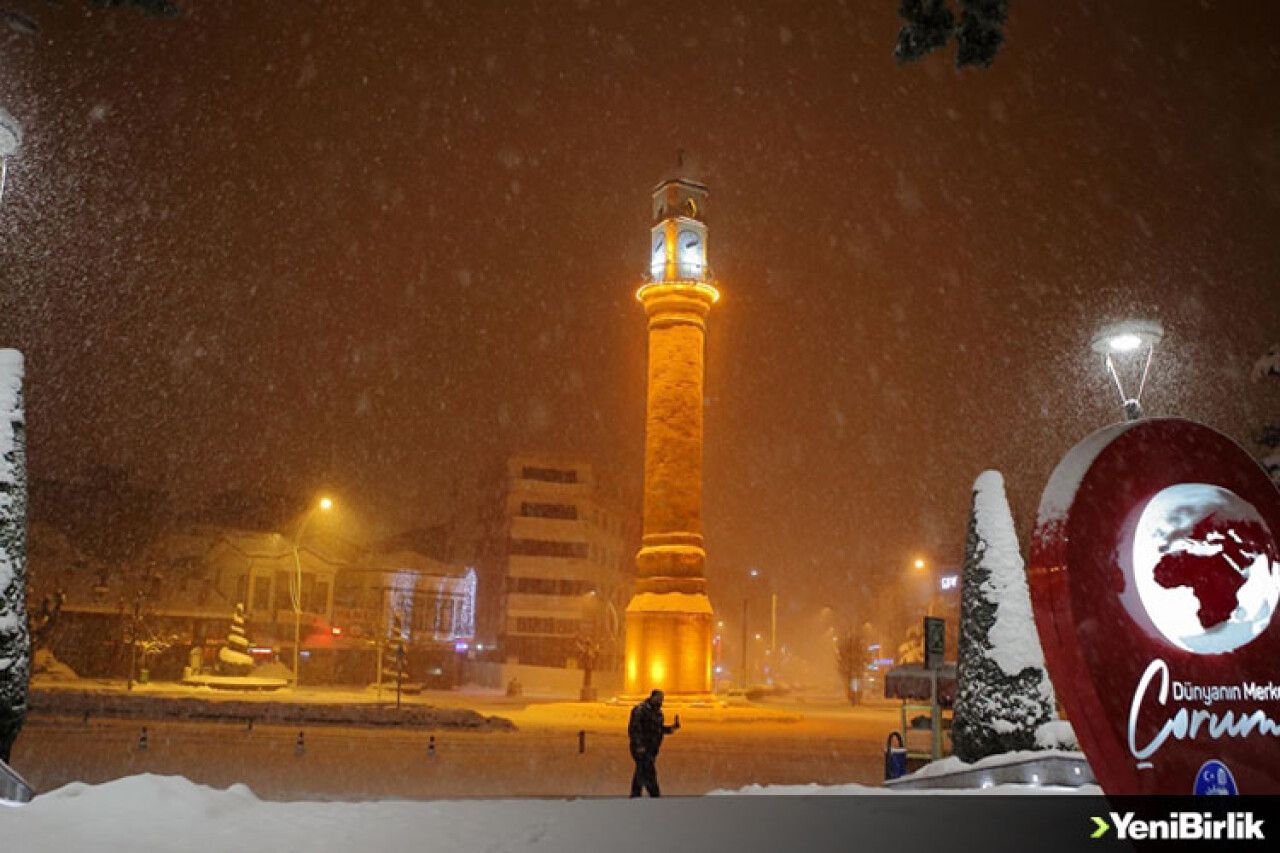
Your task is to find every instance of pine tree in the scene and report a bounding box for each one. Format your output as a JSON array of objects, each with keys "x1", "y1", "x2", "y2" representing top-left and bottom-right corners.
[
  {"x1": 951, "y1": 470, "x2": 1055, "y2": 763},
  {"x1": 216, "y1": 603, "x2": 254, "y2": 676},
  {"x1": 381, "y1": 609, "x2": 409, "y2": 689},
  {"x1": 0, "y1": 351, "x2": 28, "y2": 763}
]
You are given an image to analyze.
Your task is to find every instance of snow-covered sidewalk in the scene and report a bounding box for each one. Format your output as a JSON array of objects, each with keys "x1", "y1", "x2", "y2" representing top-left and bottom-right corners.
[{"x1": 2, "y1": 772, "x2": 1101, "y2": 853}]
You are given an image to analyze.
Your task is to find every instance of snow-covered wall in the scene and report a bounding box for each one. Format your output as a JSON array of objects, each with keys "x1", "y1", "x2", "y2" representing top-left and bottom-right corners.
[{"x1": 468, "y1": 662, "x2": 622, "y2": 698}]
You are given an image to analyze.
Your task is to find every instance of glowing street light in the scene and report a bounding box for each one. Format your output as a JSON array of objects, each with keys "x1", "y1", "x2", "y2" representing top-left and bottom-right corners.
[
  {"x1": 291, "y1": 495, "x2": 334, "y2": 688},
  {"x1": 1091, "y1": 320, "x2": 1163, "y2": 422}
]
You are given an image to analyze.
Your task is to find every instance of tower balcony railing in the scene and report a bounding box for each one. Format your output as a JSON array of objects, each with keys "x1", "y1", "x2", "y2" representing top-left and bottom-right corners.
[
  {"x1": 636, "y1": 274, "x2": 720, "y2": 305},
  {"x1": 645, "y1": 263, "x2": 714, "y2": 283}
]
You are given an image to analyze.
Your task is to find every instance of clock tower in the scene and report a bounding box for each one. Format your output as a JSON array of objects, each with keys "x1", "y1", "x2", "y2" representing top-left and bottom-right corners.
[{"x1": 625, "y1": 170, "x2": 719, "y2": 698}]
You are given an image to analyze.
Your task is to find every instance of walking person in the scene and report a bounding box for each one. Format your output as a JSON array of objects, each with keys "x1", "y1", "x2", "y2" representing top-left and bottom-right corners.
[{"x1": 628, "y1": 689, "x2": 680, "y2": 797}]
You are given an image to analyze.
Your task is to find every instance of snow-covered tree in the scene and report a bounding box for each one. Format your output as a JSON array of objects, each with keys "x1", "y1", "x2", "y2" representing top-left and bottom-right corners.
[
  {"x1": 1253, "y1": 344, "x2": 1280, "y2": 487},
  {"x1": 0, "y1": 350, "x2": 28, "y2": 763},
  {"x1": 896, "y1": 622, "x2": 924, "y2": 665},
  {"x1": 894, "y1": 0, "x2": 1010, "y2": 69},
  {"x1": 0, "y1": 1, "x2": 178, "y2": 37},
  {"x1": 951, "y1": 470, "x2": 1055, "y2": 763},
  {"x1": 834, "y1": 624, "x2": 872, "y2": 705},
  {"x1": 217, "y1": 603, "x2": 253, "y2": 676},
  {"x1": 381, "y1": 609, "x2": 409, "y2": 688}
]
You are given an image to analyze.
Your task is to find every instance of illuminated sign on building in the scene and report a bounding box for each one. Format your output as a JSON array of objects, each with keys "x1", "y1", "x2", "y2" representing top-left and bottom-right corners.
[
  {"x1": 939, "y1": 575, "x2": 959, "y2": 591},
  {"x1": 1029, "y1": 417, "x2": 1280, "y2": 795}
]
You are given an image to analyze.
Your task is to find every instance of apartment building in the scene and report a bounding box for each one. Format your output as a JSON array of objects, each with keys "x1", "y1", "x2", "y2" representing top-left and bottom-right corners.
[{"x1": 476, "y1": 455, "x2": 638, "y2": 669}]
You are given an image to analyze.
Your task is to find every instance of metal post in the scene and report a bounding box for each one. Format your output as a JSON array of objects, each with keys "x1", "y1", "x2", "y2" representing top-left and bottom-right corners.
[
  {"x1": 395, "y1": 643, "x2": 404, "y2": 711},
  {"x1": 770, "y1": 593, "x2": 777, "y2": 656},
  {"x1": 740, "y1": 597, "x2": 749, "y2": 686},
  {"x1": 292, "y1": 545, "x2": 303, "y2": 689},
  {"x1": 126, "y1": 595, "x2": 141, "y2": 691},
  {"x1": 930, "y1": 667, "x2": 941, "y2": 760}
]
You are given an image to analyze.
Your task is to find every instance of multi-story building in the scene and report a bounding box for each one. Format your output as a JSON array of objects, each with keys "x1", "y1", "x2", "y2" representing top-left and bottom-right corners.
[{"x1": 476, "y1": 455, "x2": 638, "y2": 670}]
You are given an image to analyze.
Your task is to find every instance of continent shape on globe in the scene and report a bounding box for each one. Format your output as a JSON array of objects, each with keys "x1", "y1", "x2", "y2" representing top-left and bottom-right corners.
[{"x1": 1151, "y1": 514, "x2": 1267, "y2": 629}]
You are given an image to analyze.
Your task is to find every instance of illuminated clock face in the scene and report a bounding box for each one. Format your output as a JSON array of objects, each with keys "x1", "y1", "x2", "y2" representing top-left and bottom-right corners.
[
  {"x1": 650, "y1": 233, "x2": 665, "y2": 280},
  {"x1": 677, "y1": 229, "x2": 703, "y2": 275}
]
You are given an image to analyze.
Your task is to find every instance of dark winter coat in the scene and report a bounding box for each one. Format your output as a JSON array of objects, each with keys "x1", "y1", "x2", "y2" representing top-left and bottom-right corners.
[{"x1": 628, "y1": 698, "x2": 674, "y2": 756}]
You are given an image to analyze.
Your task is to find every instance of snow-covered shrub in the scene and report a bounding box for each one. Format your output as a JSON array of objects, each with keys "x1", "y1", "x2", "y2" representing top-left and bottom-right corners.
[
  {"x1": 1034, "y1": 719, "x2": 1078, "y2": 751},
  {"x1": 32, "y1": 648, "x2": 78, "y2": 681},
  {"x1": 951, "y1": 470, "x2": 1055, "y2": 763},
  {"x1": 0, "y1": 350, "x2": 27, "y2": 763}
]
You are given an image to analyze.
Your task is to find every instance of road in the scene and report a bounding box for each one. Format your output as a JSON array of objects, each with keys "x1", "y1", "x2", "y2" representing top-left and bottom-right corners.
[{"x1": 11, "y1": 698, "x2": 907, "y2": 800}]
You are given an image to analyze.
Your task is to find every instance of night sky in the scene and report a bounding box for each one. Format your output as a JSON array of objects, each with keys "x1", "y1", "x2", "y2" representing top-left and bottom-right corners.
[{"x1": 2, "y1": 2, "x2": 1278, "y2": 639}]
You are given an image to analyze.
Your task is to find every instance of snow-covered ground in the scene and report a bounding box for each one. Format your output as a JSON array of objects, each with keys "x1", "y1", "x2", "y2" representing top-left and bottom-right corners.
[
  {"x1": 9, "y1": 678, "x2": 1100, "y2": 851},
  {"x1": 2, "y1": 769, "x2": 1100, "y2": 853}
]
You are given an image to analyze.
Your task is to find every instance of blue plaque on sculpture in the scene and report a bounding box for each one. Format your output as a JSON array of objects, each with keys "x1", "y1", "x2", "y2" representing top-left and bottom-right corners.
[{"x1": 1193, "y1": 760, "x2": 1238, "y2": 795}]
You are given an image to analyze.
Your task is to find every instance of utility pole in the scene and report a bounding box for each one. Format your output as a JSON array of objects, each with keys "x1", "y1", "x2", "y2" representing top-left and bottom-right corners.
[
  {"x1": 770, "y1": 593, "x2": 777, "y2": 656},
  {"x1": 125, "y1": 593, "x2": 142, "y2": 691},
  {"x1": 740, "y1": 597, "x2": 749, "y2": 686}
]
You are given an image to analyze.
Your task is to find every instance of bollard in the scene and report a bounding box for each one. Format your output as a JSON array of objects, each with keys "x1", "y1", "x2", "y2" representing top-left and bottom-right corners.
[
  {"x1": 427, "y1": 735, "x2": 436, "y2": 759},
  {"x1": 884, "y1": 731, "x2": 907, "y2": 781},
  {"x1": 295, "y1": 731, "x2": 305, "y2": 756},
  {"x1": 138, "y1": 726, "x2": 149, "y2": 751},
  {"x1": 578, "y1": 730, "x2": 586, "y2": 754}
]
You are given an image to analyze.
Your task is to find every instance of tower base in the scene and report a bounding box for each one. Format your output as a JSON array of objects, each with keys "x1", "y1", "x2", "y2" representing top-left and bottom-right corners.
[{"x1": 624, "y1": 591, "x2": 714, "y2": 696}]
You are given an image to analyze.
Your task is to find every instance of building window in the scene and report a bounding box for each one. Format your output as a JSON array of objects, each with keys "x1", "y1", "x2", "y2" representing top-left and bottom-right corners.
[
  {"x1": 514, "y1": 617, "x2": 583, "y2": 635},
  {"x1": 251, "y1": 576, "x2": 270, "y2": 612},
  {"x1": 508, "y1": 538, "x2": 588, "y2": 558},
  {"x1": 506, "y1": 576, "x2": 590, "y2": 596},
  {"x1": 312, "y1": 580, "x2": 330, "y2": 615},
  {"x1": 521, "y1": 502, "x2": 578, "y2": 520},
  {"x1": 274, "y1": 571, "x2": 293, "y2": 611},
  {"x1": 520, "y1": 466, "x2": 578, "y2": 484}
]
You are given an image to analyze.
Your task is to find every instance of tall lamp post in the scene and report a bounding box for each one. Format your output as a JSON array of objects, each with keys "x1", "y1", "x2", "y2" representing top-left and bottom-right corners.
[
  {"x1": 291, "y1": 496, "x2": 333, "y2": 688},
  {"x1": 912, "y1": 557, "x2": 934, "y2": 618},
  {"x1": 741, "y1": 567, "x2": 765, "y2": 686}
]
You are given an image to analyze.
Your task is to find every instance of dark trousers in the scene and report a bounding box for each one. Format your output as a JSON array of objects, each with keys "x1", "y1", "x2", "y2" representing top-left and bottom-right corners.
[{"x1": 630, "y1": 751, "x2": 660, "y2": 797}]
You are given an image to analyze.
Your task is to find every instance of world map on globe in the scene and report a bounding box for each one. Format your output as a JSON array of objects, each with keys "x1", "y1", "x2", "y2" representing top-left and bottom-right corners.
[
  {"x1": 1131, "y1": 484, "x2": 1280, "y2": 655},
  {"x1": 1153, "y1": 514, "x2": 1268, "y2": 628}
]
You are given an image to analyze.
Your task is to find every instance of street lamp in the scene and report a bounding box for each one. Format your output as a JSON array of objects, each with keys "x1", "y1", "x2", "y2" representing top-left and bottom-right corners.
[
  {"x1": 291, "y1": 495, "x2": 334, "y2": 689},
  {"x1": 912, "y1": 557, "x2": 934, "y2": 617},
  {"x1": 1090, "y1": 320, "x2": 1163, "y2": 421},
  {"x1": 741, "y1": 567, "x2": 775, "y2": 686}
]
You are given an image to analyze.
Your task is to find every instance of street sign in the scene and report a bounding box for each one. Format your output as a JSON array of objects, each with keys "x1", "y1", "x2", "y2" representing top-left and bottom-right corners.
[{"x1": 924, "y1": 616, "x2": 945, "y2": 670}]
